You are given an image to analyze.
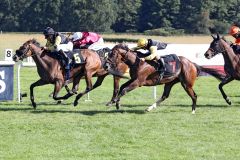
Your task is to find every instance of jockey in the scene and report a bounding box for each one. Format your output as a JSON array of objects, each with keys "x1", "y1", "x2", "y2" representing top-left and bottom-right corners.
[
  {"x1": 132, "y1": 38, "x2": 168, "y2": 79},
  {"x1": 229, "y1": 25, "x2": 240, "y2": 54},
  {"x1": 43, "y1": 27, "x2": 73, "y2": 82},
  {"x1": 72, "y1": 32, "x2": 104, "y2": 50}
]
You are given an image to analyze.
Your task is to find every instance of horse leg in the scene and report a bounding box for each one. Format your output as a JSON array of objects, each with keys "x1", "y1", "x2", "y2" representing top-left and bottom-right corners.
[
  {"x1": 219, "y1": 76, "x2": 234, "y2": 105},
  {"x1": 114, "y1": 79, "x2": 139, "y2": 110},
  {"x1": 30, "y1": 79, "x2": 48, "y2": 109},
  {"x1": 106, "y1": 76, "x2": 120, "y2": 106},
  {"x1": 92, "y1": 75, "x2": 107, "y2": 90},
  {"x1": 48, "y1": 84, "x2": 69, "y2": 98},
  {"x1": 146, "y1": 80, "x2": 179, "y2": 112},
  {"x1": 181, "y1": 82, "x2": 197, "y2": 114},
  {"x1": 52, "y1": 80, "x2": 66, "y2": 101},
  {"x1": 73, "y1": 73, "x2": 93, "y2": 106}
]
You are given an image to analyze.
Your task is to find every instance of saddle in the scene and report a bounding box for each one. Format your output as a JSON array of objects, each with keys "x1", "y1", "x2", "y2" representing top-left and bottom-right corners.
[
  {"x1": 158, "y1": 54, "x2": 181, "y2": 77},
  {"x1": 95, "y1": 47, "x2": 112, "y2": 65}
]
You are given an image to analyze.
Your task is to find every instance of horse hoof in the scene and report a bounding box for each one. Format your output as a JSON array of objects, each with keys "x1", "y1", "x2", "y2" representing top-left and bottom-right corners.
[
  {"x1": 145, "y1": 103, "x2": 157, "y2": 112},
  {"x1": 226, "y1": 98, "x2": 231, "y2": 105},
  {"x1": 145, "y1": 108, "x2": 151, "y2": 112},
  {"x1": 73, "y1": 101, "x2": 78, "y2": 107},
  {"x1": 106, "y1": 101, "x2": 114, "y2": 107},
  {"x1": 32, "y1": 103, "x2": 37, "y2": 109},
  {"x1": 57, "y1": 100, "x2": 62, "y2": 104},
  {"x1": 116, "y1": 103, "x2": 121, "y2": 110}
]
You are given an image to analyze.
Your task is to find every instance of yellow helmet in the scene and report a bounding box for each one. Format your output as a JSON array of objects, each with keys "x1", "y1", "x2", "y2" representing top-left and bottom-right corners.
[{"x1": 137, "y1": 38, "x2": 148, "y2": 48}]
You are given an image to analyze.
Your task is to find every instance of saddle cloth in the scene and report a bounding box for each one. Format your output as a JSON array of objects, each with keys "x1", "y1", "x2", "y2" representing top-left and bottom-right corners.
[{"x1": 159, "y1": 54, "x2": 181, "y2": 76}]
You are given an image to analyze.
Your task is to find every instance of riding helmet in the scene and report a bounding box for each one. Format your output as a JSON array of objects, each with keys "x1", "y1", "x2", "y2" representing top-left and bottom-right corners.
[
  {"x1": 72, "y1": 32, "x2": 83, "y2": 41},
  {"x1": 137, "y1": 38, "x2": 148, "y2": 48},
  {"x1": 43, "y1": 27, "x2": 55, "y2": 35},
  {"x1": 229, "y1": 26, "x2": 240, "y2": 35}
]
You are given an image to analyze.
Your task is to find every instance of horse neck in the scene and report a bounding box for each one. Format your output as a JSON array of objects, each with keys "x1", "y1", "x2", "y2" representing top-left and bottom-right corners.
[
  {"x1": 122, "y1": 50, "x2": 138, "y2": 66},
  {"x1": 220, "y1": 39, "x2": 237, "y2": 65},
  {"x1": 31, "y1": 49, "x2": 58, "y2": 77}
]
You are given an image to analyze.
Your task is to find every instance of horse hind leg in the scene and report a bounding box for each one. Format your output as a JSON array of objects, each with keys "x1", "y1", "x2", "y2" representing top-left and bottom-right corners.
[
  {"x1": 146, "y1": 80, "x2": 179, "y2": 112},
  {"x1": 106, "y1": 76, "x2": 120, "y2": 106},
  {"x1": 181, "y1": 83, "x2": 197, "y2": 114},
  {"x1": 73, "y1": 73, "x2": 93, "y2": 107}
]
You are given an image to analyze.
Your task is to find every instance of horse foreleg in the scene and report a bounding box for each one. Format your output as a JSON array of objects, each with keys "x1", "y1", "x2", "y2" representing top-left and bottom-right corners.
[
  {"x1": 30, "y1": 79, "x2": 48, "y2": 109},
  {"x1": 73, "y1": 73, "x2": 93, "y2": 107},
  {"x1": 146, "y1": 80, "x2": 179, "y2": 112},
  {"x1": 114, "y1": 79, "x2": 139, "y2": 110},
  {"x1": 106, "y1": 76, "x2": 121, "y2": 106},
  {"x1": 219, "y1": 76, "x2": 234, "y2": 105}
]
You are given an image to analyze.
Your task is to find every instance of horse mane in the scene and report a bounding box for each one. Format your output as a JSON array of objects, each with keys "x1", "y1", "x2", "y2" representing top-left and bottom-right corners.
[
  {"x1": 26, "y1": 38, "x2": 41, "y2": 48},
  {"x1": 113, "y1": 43, "x2": 129, "y2": 51}
]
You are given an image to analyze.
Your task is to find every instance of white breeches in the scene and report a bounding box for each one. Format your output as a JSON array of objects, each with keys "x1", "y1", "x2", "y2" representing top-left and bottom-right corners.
[
  {"x1": 88, "y1": 38, "x2": 104, "y2": 50},
  {"x1": 56, "y1": 42, "x2": 73, "y2": 52}
]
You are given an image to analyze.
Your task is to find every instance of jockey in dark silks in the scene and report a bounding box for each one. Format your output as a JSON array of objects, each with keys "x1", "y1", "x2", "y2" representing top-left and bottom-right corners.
[
  {"x1": 43, "y1": 27, "x2": 73, "y2": 82},
  {"x1": 132, "y1": 38, "x2": 168, "y2": 80},
  {"x1": 229, "y1": 25, "x2": 240, "y2": 54}
]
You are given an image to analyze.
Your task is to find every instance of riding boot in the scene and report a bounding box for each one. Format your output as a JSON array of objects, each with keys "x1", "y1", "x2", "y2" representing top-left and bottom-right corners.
[
  {"x1": 158, "y1": 58, "x2": 165, "y2": 81},
  {"x1": 59, "y1": 49, "x2": 69, "y2": 66}
]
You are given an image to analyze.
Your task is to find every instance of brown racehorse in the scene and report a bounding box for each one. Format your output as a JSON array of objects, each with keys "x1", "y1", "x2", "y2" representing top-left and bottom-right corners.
[
  {"x1": 105, "y1": 43, "x2": 225, "y2": 114},
  {"x1": 13, "y1": 39, "x2": 128, "y2": 109},
  {"x1": 204, "y1": 34, "x2": 240, "y2": 105}
]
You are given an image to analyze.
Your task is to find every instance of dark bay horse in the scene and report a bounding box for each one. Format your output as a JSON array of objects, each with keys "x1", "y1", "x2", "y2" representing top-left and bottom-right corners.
[
  {"x1": 105, "y1": 43, "x2": 225, "y2": 114},
  {"x1": 13, "y1": 39, "x2": 128, "y2": 109},
  {"x1": 204, "y1": 34, "x2": 240, "y2": 105}
]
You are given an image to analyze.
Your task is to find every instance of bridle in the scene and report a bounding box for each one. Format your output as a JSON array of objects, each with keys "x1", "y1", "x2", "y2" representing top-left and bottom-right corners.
[
  {"x1": 208, "y1": 39, "x2": 227, "y2": 57},
  {"x1": 17, "y1": 43, "x2": 38, "y2": 60}
]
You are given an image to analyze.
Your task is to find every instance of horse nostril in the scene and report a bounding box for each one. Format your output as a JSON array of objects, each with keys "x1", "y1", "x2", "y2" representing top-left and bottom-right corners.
[{"x1": 103, "y1": 63, "x2": 110, "y2": 71}]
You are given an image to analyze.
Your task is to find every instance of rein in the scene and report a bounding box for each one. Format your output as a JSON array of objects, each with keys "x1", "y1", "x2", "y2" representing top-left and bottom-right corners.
[
  {"x1": 209, "y1": 40, "x2": 227, "y2": 56},
  {"x1": 19, "y1": 44, "x2": 40, "y2": 60}
]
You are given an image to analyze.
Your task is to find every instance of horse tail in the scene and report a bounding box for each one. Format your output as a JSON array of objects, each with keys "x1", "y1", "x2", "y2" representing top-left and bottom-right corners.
[{"x1": 193, "y1": 63, "x2": 225, "y2": 81}]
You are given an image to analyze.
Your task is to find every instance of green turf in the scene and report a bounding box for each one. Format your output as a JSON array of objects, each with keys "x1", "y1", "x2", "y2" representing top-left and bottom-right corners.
[{"x1": 1, "y1": 67, "x2": 240, "y2": 160}]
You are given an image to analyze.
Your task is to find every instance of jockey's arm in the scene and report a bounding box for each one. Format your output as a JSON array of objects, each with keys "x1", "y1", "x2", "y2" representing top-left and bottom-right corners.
[
  {"x1": 45, "y1": 36, "x2": 62, "y2": 51},
  {"x1": 144, "y1": 46, "x2": 157, "y2": 60}
]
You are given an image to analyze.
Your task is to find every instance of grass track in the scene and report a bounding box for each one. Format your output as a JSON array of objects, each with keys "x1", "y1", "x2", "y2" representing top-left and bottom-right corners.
[{"x1": 1, "y1": 67, "x2": 240, "y2": 160}]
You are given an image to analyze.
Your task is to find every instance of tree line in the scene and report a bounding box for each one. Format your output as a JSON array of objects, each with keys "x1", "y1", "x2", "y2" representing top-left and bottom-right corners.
[{"x1": 0, "y1": 0, "x2": 239, "y2": 35}]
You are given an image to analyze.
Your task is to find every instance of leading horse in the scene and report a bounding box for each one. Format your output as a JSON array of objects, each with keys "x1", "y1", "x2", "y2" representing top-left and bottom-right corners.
[
  {"x1": 13, "y1": 39, "x2": 128, "y2": 109},
  {"x1": 204, "y1": 34, "x2": 240, "y2": 105},
  {"x1": 105, "y1": 43, "x2": 225, "y2": 114}
]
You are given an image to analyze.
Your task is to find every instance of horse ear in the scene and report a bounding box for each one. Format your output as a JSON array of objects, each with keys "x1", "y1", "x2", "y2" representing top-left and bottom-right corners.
[
  {"x1": 216, "y1": 33, "x2": 220, "y2": 40},
  {"x1": 211, "y1": 34, "x2": 217, "y2": 40}
]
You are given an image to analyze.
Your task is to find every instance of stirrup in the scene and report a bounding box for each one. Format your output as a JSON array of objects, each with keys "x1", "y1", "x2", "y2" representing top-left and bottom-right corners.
[{"x1": 64, "y1": 79, "x2": 70, "y2": 86}]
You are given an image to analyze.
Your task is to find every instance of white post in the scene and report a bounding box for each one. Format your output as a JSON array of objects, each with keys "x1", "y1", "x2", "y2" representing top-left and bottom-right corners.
[
  {"x1": 17, "y1": 64, "x2": 21, "y2": 103},
  {"x1": 85, "y1": 93, "x2": 92, "y2": 102},
  {"x1": 153, "y1": 86, "x2": 157, "y2": 99}
]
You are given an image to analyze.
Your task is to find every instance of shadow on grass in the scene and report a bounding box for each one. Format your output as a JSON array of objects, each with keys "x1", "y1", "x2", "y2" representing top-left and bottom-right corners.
[
  {"x1": 30, "y1": 109, "x2": 146, "y2": 115},
  {"x1": 0, "y1": 102, "x2": 236, "y2": 115}
]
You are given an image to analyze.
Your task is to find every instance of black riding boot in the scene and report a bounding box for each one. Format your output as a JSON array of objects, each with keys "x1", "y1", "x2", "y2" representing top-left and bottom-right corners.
[
  {"x1": 158, "y1": 58, "x2": 165, "y2": 80},
  {"x1": 59, "y1": 49, "x2": 70, "y2": 66}
]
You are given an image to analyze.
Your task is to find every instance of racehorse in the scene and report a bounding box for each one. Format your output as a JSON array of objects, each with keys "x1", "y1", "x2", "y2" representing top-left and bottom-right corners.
[
  {"x1": 105, "y1": 43, "x2": 225, "y2": 114},
  {"x1": 13, "y1": 39, "x2": 128, "y2": 109},
  {"x1": 204, "y1": 34, "x2": 240, "y2": 105}
]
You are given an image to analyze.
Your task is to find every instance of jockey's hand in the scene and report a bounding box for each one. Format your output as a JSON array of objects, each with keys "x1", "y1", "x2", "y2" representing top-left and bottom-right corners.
[
  {"x1": 41, "y1": 46, "x2": 48, "y2": 50},
  {"x1": 140, "y1": 58, "x2": 145, "y2": 62}
]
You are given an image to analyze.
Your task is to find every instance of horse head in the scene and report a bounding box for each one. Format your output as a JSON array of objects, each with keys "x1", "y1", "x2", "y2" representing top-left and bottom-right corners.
[
  {"x1": 204, "y1": 33, "x2": 231, "y2": 59},
  {"x1": 13, "y1": 39, "x2": 42, "y2": 62},
  {"x1": 103, "y1": 43, "x2": 131, "y2": 79}
]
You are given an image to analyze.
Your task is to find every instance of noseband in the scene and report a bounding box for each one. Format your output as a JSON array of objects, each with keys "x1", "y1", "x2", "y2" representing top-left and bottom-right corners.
[
  {"x1": 208, "y1": 40, "x2": 227, "y2": 56},
  {"x1": 18, "y1": 43, "x2": 38, "y2": 60}
]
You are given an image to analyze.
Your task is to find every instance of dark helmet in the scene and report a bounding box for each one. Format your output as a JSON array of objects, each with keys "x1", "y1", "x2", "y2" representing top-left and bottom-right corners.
[{"x1": 43, "y1": 27, "x2": 55, "y2": 36}]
